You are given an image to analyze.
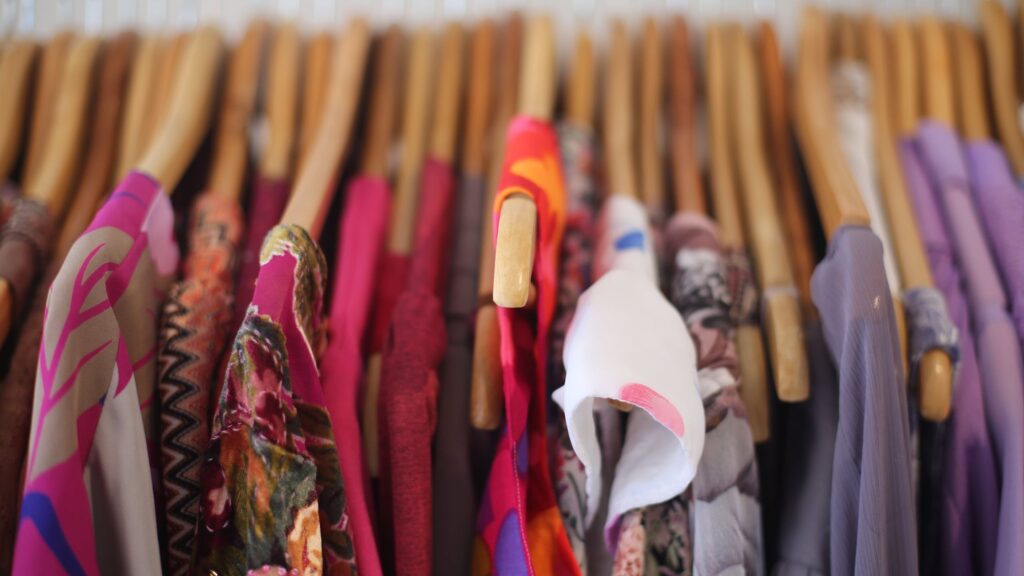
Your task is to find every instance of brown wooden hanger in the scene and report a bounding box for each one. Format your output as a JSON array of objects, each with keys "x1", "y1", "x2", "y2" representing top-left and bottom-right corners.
[
  {"x1": 979, "y1": 0, "x2": 1024, "y2": 176},
  {"x1": 491, "y1": 15, "x2": 554, "y2": 309},
  {"x1": 669, "y1": 16, "x2": 703, "y2": 215},
  {"x1": 470, "y1": 14, "x2": 523, "y2": 431},
  {"x1": 953, "y1": 22, "x2": 991, "y2": 142},
  {"x1": 638, "y1": 17, "x2": 664, "y2": 219},
  {"x1": 53, "y1": 32, "x2": 137, "y2": 259},
  {"x1": 23, "y1": 31, "x2": 73, "y2": 187},
  {"x1": 461, "y1": 20, "x2": 497, "y2": 179},
  {"x1": 565, "y1": 29, "x2": 594, "y2": 134},
  {"x1": 430, "y1": 24, "x2": 465, "y2": 165},
  {"x1": 298, "y1": 31, "x2": 333, "y2": 175},
  {"x1": 707, "y1": 23, "x2": 771, "y2": 437},
  {"x1": 135, "y1": 27, "x2": 223, "y2": 194},
  {"x1": 115, "y1": 35, "x2": 164, "y2": 181},
  {"x1": 207, "y1": 21, "x2": 268, "y2": 202},
  {"x1": 730, "y1": 24, "x2": 809, "y2": 404},
  {"x1": 146, "y1": 33, "x2": 189, "y2": 158},
  {"x1": 0, "y1": 39, "x2": 38, "y2": 184},
  {"x1": 920, "y1": 16, "x2": 956, "y2": 127},
  {"x1": 359, "y1": 26, "x2": 403, "y2": 180},
  {"x1": 261, "y1": 23, "x2": 301, "y2": 181},
  {"x1": 867, "y1": 16, "x2": 952, "y2": 422},
  {"x1": 605, "y1": 19, "x2": 638, "y2": 202},
  {"x1": 279, "y1": 18, "x2": 369, "y2": 236}
]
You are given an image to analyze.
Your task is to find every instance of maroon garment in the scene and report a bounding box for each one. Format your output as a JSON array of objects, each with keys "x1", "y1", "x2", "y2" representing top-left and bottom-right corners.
[
  {"x1": 234, "y1": 176, "x2": 290, "y2": 324},
  {"x1": 370, "y1": 253, "x2": 410, "y2": 354},
  {"x1": 377, "y1": 157, "x2": 455, "y2": 576}
]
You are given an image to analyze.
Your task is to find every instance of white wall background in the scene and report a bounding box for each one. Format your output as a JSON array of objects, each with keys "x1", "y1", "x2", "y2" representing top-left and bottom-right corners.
[{"x1": 0, "y1": 0, "x2": 1012, "y2": 58}]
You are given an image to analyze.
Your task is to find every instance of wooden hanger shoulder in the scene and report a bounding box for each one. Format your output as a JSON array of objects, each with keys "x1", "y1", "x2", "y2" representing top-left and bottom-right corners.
[
  {"x1": 979, "y1": 0, "x2": 1024, "y2": 174},
  {"x1": 208, "y1": 21, "x2": 269, "y2": 202},
  {"x1": 604, "y1": 19, "x2": 638, "y2": 200},
  {"x1": 952, "y1": 22, "x2": 991, "y2": 141},
  {"x1": 566, "y1": 30, "x2": 594, "y2": 133},
  {"x1": 115, "y1": 35, "x2": 164, "y2": 181},
  {"x1": 280, "y1": 18, "x2": 370, "y2": 237},
  {"x1": 429, "y1": 23, "x2": 465, "y2": 164},
  {"x1": 461, "y1": 21, "x2": 496, "y2": 177},
  {"x1": 0, "y1": 39, "x2": 38, "y2": 183},
  {"x1": 359, "y1": 26, "x2": 403, "y2": 179},
  {"x1": 261, "y1": 23, "x2": 301, "y2": 180},
  {"x1": 706, "y1": 24, "x2": 744, "y2": 246},
  {"x1": 892, "y1": 21, "x2": 920, "y2": 137},
  {"x1": 638, "y1": 17, "x2": 664, "y2": 217},
  {"x1": 920, "y1": 16, "x2": 956, "y2": 126},
  {"x1": 669, "y1": 16, "x2": 703, "y2": 216},
  {"x1": 298, "y1": 31, "x2": 333, "y2": 173},
  {"x1": 24, "y1": 31, "x2": 73, "y2": 188}
]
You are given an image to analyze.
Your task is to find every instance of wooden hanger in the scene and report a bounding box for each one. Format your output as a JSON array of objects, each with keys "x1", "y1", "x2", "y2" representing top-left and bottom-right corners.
[
  {"x1": 707, "y1": 23, "x2": 771, "y2": 437},
  {"x1": 0, "y1": 39, "x2": 38, "y2": 184},
  {"x1": 866, "y1": 17, "x2": 952, "y2": 422},
  {"x1": 639, "y1": 18, "x2": 664, "y2": 219},
  {"x1": 669, "y1": 16, "x2": 703, "y2": 215},
  {"x1": 491, "y1": 15, "x2": 554, "y2": 309},
  {"x1": 953, "y1": 22, "x2": 991, "y2": 141},
  {"x1": 298, "y1": 31, "x2": 333, "y2": 174},
  {"x1": 565, "y1": 30, "x2": 594, "y2": 133},
  {"x1": 430, "y1": 24, "x2": 465, "y2": 165},
  {"x1": 54, "y1": 32, "x2": 136, "y2": 258},
  {"x1": 116, "y1": 35, "x2": 164, "y2": 181},
  {"x1": 461, "y1": 20, "x2": 497, "y2": 176},
  {"x1": 605, "y1": 19, "x2": 638, "y2": 201},
  {"x1": 208, "y1": 21, "x2": 268, "y2": 202},
  {"x1": 23, "y1": 31, "x2": 73, "y2": 187},
  {"x1": 471, "y1": 15, "x2": 524, "y2": 431},
  {"x1": 0, "y1": 36, "x2": 101, "y2": 347},
  {"x1": 892, "y1": 21, "x2": 919, "y2": 138},
  {"x1": 759, "y1": 22, "x2": 814, "y2": 314},
  {"x1": 145, "y1": 33, "x2": 189, "y2": 157},
  {"x1": 794, "y1": 7, "x2": 870, "y2": 239},
  {"x1": 980, "y1": 0, "x2": 1024, "y2": 176},
  {"x1": 279, "y1": 18, "x2": 369, "y2": 236},
  {"x1": 730, "y1": 25, "x2": 809, "y2": 403},
  {"x1": 359, "y1": 26, "x2": 403, "y2": 179},
  {"x1": 920, "y1": 17, "x2": 956, "y2": 127},
  {"x1": 135, "y1": 27, "x2": 223, "y2": 193},
  {"x1": 261, "y1": 23, "x2": 301, "y2": 181}
]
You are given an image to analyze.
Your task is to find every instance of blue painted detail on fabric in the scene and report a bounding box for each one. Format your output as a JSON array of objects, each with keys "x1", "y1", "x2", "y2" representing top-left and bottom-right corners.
[
  {"x1": 614, "y1": 230, "x2": 645, "y2": 251},
  {"x1": 516, "y1": 432, "x2": 529, "y2": 476},
  {"x1": 494, "y1": 511, "x2": 529, "y2": 575},
  {"x1": 20, "y1": 492, "x2": 88, "y2": 576}
]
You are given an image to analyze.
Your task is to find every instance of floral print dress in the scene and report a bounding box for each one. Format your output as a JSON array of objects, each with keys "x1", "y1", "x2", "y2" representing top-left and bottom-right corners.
[{"x1": 193, "y1": 224, "x2": 357, "y2": 576}]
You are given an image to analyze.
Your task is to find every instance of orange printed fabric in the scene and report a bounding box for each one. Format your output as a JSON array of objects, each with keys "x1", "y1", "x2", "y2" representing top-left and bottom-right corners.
[{"x1": 473, "y1": 116, "x2": 579, "y2": 575}]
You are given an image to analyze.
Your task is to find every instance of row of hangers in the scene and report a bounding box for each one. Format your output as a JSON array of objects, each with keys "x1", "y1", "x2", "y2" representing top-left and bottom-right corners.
[{"x1": 0, "y1": 0, "x2": 1020, "y2": 447}]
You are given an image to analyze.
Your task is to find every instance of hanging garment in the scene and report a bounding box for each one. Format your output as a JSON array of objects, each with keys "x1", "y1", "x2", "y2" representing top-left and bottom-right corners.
[
  {"x1": 234, "y1": 176, "x2": 290, "y2": 325},
  {"x1": 155, "y1": 192, "x2": 243, "y2": 576},
  {"x1": 774, "y1": 322, "x2": 838, "y2": 576},
  {"x1": 965, "y1": 139, "x2": 1024, "y2": 356},
  {"x1": 14, "y1": 172, "x2": 176, "y2": 576},
  {"x1": 559, "y1": 194, "x2": 705, "y2": 568},
  {"x1": 377, "y1": 156, "x2": 454, "y2": 576},
  {"x1": 0, "y1": 182, "x2": 19, "y2": 225},
  {"x1": 545, "y1": 122, "x2": 604, "y2": 575},
  {"x1": 321, "y1": 176, "x2": 390, "y2": 576},
  {"x1": 901, "y1": 137, "x2": 998, "y2": 576},
  {"x1": 433, "y1": 168, "x2": 486, "y2": 575},
  {"x1": 473, "y1": 116, "x2": 580, "y2": 576},
  {"x1": 811, "y1": 225, "x2": 917, "y2": 576},
  {"x1": 193, "y1": 224, "x2": 357, "y2": 576},
  {"x1": 915, "y1": 121, "x2": 1024, "y2": 576},
  {"x1": 0, "y1": 192, "x2": 54, "y2": 573}
]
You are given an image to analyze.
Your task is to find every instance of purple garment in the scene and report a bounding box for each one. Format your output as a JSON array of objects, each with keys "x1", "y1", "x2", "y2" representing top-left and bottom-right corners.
[
  {"x1": 965, "y1": 140, "x2": 1024, "y2": 356},
  {"x1": 915, "y1": 121, "x2": 1024, "y2": 576},
  {"x1": 901, "y1": 137, "x2": 999, "y2": 576},
  {"x1": 810, "y1": 225, "x2": 917, "y2": 576}
]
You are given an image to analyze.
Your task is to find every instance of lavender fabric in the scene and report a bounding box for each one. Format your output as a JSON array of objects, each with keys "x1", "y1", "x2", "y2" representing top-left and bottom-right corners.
[
  {"x1": 810, "y1": 225, "x2": 917, "y2": 576},
  {"x1": 773, "y1": 322, "x2": 838, "y2": 576},
  {"x1": 965, "y1": 140, "x2": 1024, "y2": 357},
  {"x1": 900, "y1": 138, "x2": 999, "y2": 576},
  {"x1": 915, "y1": 122, "x2": 1024, "y2": 576}
]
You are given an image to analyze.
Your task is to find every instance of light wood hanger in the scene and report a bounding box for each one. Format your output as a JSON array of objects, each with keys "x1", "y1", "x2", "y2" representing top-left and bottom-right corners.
[
  {"x1": 867, "y1": 17, "x2": 952, "y2": 422},
  {"x1": 359, "y1": 26, "x2": 403, "y2": 179},
  {"x1": 892, "y1": 21, "x2": 919, "y2": 139},
  {"x1": 605, "y1": 19, "x2": 638, "y2": 201},
  {"x1": 953, "y1": 22, "x2": 991, "y2": 141},
  {"x1": 730, "y1": 25, "x2": 809, "y2": 403},
  {"x1": 462, "y1": 21, "x2": 497, "y2": 178},
  {"x1": 261, "y1": 23, "x2": 301, "y2": 181},
  {"x1": 491, "y1": 15, "x2": 554, "y2": 309},
  {"x1": 471, "y1": 15, "x2": 524, "y2": 431},
  {"x1": 794, "y1": 7, "x2": 871, "y2": 239},
  {"x1": 707, "y1": 23, "x2": 771, "y2": 437},
  {"x1": 920, "y1": 16, "x2": 956, "y2": 127},
  {"x1": 430, "y1": 24, "x2": 465, "y2": 165},
  {"x1": 0, "y1": 39, "x2": 38, "y2": 183},
  {"x1": 208, "y1": 21, "x2": 268, "y2": 202},
  {"x1": 639, "y1": 18, "x2": 665, "y2": 219},
  {"x1": 759, "y1": 22, "x2": 814, "y2": 313},
  {"x1": 116, "y1": 35, "x2": 164, "y2": 181},
  {"x1": 980, "y1": 0, "x2": 1024, "y2": 175},
  {"x1": 146, "y1": 33, "x2": 189, "y2": 155},
  {"x1": 669, "y1": 16, "x2": 703, "y2": 215},
  {"x1": 565, "y1": 30, "x2": 594, "y2": 133},
  {"x1": 298, "y1": 32, "x2": 333, "y2": 174},
  {"x1": 339, "y1": 27, "x2": 404, "y2": 478},
  {"x1": 55, "y1": 32, "x2": 137, "y2": 259},
  {"x1": 24, "y1": 31, "x2": 73, "y2": 187},
  {"x1": 277, "y1": 18, "x2": 369, "y2": 236},
  {"x1": 135, "y1": 27, "x2": 223, "y2": 193},
  {"x1": 0, "y1": 37, "x2": 101, "y2": 347}
]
